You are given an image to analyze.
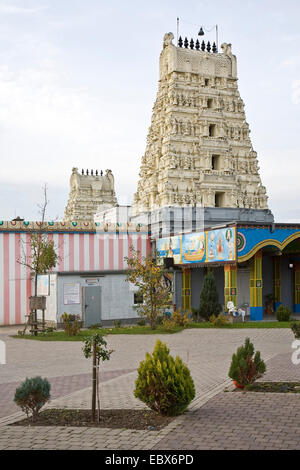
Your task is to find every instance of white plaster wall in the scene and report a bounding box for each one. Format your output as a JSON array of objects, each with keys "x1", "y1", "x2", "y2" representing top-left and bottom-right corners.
[
  {"x1": 56, "y1": 273, "x2": 138, "y2": 323},
  {"x1": 36, "y1": 273, "x2": 57, "y2": 323},
  {"x1": 47, "y1": 274, "x2": 58, "y2": 322}
]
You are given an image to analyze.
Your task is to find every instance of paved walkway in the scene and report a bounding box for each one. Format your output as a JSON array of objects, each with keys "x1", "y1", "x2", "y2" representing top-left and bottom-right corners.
[
  {"x1": 0, "y1": 369, "x2": 135, "y2": 419},
  {"x1": 154, "y1": 391, "x2": 300, "y2": 450},
  {"x1": 0, "y1": 326, "x2": 299, "y2": 449}
]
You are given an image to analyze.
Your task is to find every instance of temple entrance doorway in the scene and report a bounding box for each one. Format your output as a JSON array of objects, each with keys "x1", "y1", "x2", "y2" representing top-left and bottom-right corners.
[{"x1": 237, "y1": 268, "x2": 250, "y2": 315}]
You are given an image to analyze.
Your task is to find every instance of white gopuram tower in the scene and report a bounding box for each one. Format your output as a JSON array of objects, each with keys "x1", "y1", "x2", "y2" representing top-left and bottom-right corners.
[
  {"x1": 64, "y1": 167, "x2": 117, "y2": 221},
  {"x1": 133, "y1": 32, "x2": 273, "y2": 226}
]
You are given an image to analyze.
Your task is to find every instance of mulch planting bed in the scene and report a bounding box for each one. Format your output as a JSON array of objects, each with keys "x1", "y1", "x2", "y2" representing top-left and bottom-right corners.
[
  {"x1": 236, "y1": 382, "x2": 300, "y2": 393},
  {"x1": 10, "y1": 408, "x2": 175, "y2": 430}
]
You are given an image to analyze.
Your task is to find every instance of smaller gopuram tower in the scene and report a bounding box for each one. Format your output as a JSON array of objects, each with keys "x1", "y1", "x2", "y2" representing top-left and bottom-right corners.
[
  {"x1": 64, "y1": 167, "x2": 118, "y2": 221},
  {"x1": 133, "y1": 32, "x2": 273, "y2": 225}
]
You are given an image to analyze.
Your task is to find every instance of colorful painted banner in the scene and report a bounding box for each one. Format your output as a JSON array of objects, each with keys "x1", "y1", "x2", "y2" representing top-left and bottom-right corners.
[
  {"x1": 182, "y1": 232, "x2": 206, "y2": 264},
  {"x1": 156, "y1": 226, "x2": 236, "y2": 265},
  {"x1": 206, "y1": 227, "x2": 236, "y2": 263},
  {"x1": 156, "y1": 236, "x2": 181, "y2": 264}
]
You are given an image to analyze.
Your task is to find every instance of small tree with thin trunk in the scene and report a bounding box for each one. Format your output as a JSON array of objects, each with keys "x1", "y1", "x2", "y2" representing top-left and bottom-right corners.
[
  {"x1": 199, "y1": 270, "x2": 222, "y2": 321},
  {"x1": 83, "y1": 334, "x2": 113, "y2": 422},
  {"x1": 125, "y1": 247, "x2": 171, "y2": 329},
  {"x1": 19, "y1": 185, "x2": 58, "y2": 333}
]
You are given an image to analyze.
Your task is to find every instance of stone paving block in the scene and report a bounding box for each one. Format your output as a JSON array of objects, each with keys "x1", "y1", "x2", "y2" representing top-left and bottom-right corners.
[
  {"x1": 1, "y1": 327, "x2": 299, "y2": 450},
  {"x1": 153, "y1": 390, "x2": 300, "y2": 450}
]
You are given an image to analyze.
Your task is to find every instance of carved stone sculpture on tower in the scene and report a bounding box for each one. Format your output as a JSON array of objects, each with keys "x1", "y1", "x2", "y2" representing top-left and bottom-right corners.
[
  {"x1": 132, "y1": 33, "x2": 270, "y2": 215},
  {"x1": 64, "y1": 167, "x2": 118, "y2": 221}
]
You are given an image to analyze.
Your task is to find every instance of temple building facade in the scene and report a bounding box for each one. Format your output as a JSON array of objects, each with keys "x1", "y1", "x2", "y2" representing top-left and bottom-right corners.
[
  {"x1": 0, "y1": 220, "x2": 149, "y2": 326},
  {"x1": 133, "y1": 33, "x2": 272, "y2": 227},
  {"x1": 0, "y1": 31, "x2": 299, "y2": 326}
]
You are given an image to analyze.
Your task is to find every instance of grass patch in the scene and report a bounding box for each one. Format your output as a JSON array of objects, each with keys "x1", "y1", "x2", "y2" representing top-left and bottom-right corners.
[
  {"x1": 13, "y1": 321, "x2": 293, "y2": 341},
  {"x1": 188, "y1": 321, "x2": 292, "y2": 329},
  {"x1": 14, "y1": 325, "x2": 184, "y2": 341}
]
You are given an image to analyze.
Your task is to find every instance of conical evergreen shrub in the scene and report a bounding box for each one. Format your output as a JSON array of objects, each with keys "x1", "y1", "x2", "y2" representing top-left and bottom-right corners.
[
  {"x1": 198, "y1": 271, "x2": 222, "y2": 320},
  {"x1": 134, "y1": 339, "x2": 195, "y2": 416},
  {"x1": 228, "y1": 337, "x2": 266, "y2": 387}
]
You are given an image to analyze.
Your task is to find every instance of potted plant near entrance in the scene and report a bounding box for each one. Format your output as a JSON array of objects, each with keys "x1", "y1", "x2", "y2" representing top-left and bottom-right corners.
[{"x1": 229, "y1": 338, "x2": 266, "y2": 389}]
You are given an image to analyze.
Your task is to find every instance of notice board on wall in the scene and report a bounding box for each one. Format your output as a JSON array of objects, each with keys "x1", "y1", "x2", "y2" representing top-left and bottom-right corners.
[
  {"x1": 37, "y1": 274, "x2": 50, "y2": 296},
  {"x1": 63, "y1": 283, "x2": 80, "y2": 305}
]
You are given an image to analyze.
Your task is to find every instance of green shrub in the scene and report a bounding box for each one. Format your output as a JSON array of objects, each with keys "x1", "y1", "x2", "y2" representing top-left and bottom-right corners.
[
  {"x1": 191, "y1": 307, "x2": 200, "y2": 322},
  {"x1": 156, "y1": 315, "x2": 164, "y2": 326},
  {"x1": 228, "y1": 337, "x2": 266, "y2": 387},
  {"x1": 61, "y1": 313, "x2": 82, "y2": 336},
  {"x1": 87, "y1": 323, "x2": 102, "y2": 330},
  {"x1": 161, "y1": 310, "x2": 191, "y2": 329},
  {"x1": 276, "y1": 305, "x2": 291, "y2": 322},
  {"x1": 134, "y1": 339, "x2": 195, "y2": 416},
  {"x1": 46, "y1": 327, "x2": 56, "y2": 333},
  {"x1": 14, "y1": 376, "x2": 51, "y2": 421},
  {"x1": 113, "y1": 320, "x2": 122, "y2": 328},
  {"x1": 209, "y1": 314, "x2": 229, "y2": 327},
  {"x1": 162, "y1": 316, "x2": 176, "y2": 331},
  {"x1": 291, "y1": 321, "x2": 300, "y2": 339},
  {"x1": 137, "y1": 318, "x2": 146, "y2": 326},
  {"x1": 166, "y1": 309, "x2": 190, "y2": 327},
  {"x1": 199, "y1": 271, "x2": 222, "y2": 321}
]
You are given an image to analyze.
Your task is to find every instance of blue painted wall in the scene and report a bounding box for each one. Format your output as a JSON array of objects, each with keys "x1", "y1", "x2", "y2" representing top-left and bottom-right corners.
[{"x1": 238, "y1": 227, "x2": 300, "y2": 259}]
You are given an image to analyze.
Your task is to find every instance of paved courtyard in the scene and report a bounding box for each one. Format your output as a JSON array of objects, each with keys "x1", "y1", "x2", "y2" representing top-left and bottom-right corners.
[{"x1": 0, "y1": 326, "x2": 300, "y2": 450}]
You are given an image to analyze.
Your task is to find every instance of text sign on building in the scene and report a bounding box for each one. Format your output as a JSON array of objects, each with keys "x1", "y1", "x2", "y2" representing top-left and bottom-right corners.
[
  {"x1": 63, "y1": 283, "x2": 80, "y2": 305},
  {"x1": 157, "y1": 226, "x2": 236, "y2": 265},
  {"x1": 85, "y1": 278, "x2": 100, "y2": 286}
]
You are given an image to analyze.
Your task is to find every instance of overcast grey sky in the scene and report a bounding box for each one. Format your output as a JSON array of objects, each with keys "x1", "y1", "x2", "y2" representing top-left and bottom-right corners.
[{"x1": 0, "y1": 0, "x2": 299, "y2": 222}]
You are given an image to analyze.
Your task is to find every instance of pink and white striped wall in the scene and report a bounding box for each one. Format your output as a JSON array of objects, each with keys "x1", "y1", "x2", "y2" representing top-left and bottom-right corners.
[{"x1": 0, "y1": 230, "x2": 151, "y2": 326}]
